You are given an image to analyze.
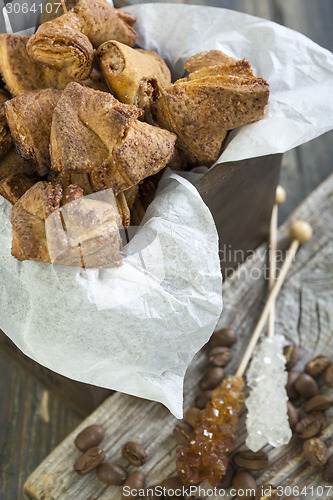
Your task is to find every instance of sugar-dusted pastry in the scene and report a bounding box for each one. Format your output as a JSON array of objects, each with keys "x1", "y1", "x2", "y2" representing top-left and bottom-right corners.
[
  {"x1": 11, "y1": 181, "x2": 123, "y2": 267},
  {"x1": 50, "y1": 83, "x2": 177, "y2": 195},
  {"x1": 183, "y1": 50, "x2": 238, "y2": 73},
  {"x1": 0, "y1": 150, "x2": 39, "y2": 204},
  {"x1": 97, "y1": 41, "x2": 171, "y2": 119},
  {"x1": 0, "y1": 89, "x2": 13, "y2": 158},
  {"x1": 155, "y1": 50, "x2": 269, "y2": 165},
  {"x1": 5, "y1": 89, "x2": 62, "y2": 176},
  {"x1": 26, "y1": 12, "x2": 94, "y2": 80},
  {"x1": 0, "y1": 34, "x2": 74, "y2": 96}
]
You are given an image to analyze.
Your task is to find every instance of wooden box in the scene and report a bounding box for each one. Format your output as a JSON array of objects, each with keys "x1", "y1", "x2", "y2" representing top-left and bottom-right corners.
[{"x1": 0, "y1": 154, "x2": 282, "y2": 416}]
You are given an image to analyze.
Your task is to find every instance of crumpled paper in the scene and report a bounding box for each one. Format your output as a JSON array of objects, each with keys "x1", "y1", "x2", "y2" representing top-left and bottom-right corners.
[{"x1": 1, "y1": 3, "x2": 333, "y2": 418}]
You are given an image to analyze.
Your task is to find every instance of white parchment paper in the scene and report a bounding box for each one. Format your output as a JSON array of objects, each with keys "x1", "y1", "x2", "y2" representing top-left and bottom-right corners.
[{"x1": 1, "y1": 3, "x2": 333, "y2": 417}]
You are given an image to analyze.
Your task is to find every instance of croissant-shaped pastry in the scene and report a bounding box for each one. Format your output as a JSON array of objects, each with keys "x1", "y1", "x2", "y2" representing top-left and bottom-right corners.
[
  {"x1": 27, "y1": 0, "x2": 137, "y2": 80},
  {"x1": 50, "y1": 83, "x2": 177, "y2": 195},
  {"x1": 97, "y1": 41, "x2": 171, "y2": 120},
  {"x1": 0, "y1": 89, "x2": 13, "y2": 158},
  {"x1": 26, "y1": 12, "x2": 94, "y2": 80},
  {"x1": 5, "y1": 89, "x2": 62, "y2": 176},
  {"x1": 0, "y1": 150, "x2": 39, "y2": 204},
  {"x1": 11, "y1": 181, "x2": 123, "y2": 267},
  {"x1": 155, "y1": 50, "x2": 269, "y2": 166}
]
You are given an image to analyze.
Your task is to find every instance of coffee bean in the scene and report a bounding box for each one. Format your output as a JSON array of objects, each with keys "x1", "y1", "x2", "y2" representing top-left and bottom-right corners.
[
  {"x1": 304, "y1": 394, "x2": 333, "y2": 412},
  {"x1": 160, "y1": 476, "x2": 184, "y2": 498},
  {"x1": 184, "y1": 407, "x2": 201, "y2": 428},
  {"x1": 173, "y1": 422, "x2": 193, "y2": 445},
  {"x1": 283, "y1": 345, "x2": 301, "y2": 370},
  {"x1": 305, "y1": 355, "x2": 331, "y2": 377},
  {"x1": 287, "y1": 401, "x2": 299, "y2": 429},
  {"x1": 294, "y1": 373, "x2": 319, "y2": 399},
  {"x1": 97, "y1": 462, "x2": 127, "y2": 485},
  {"x1": 208, "y1": 346, "x2": 232, "y2": 367},
  {"x1": 323, "y1": 455, "x2": 333, "y2": 483},
  {"x1": 74, "y1": 425, "x2": 105, "y2": 452},
  {"x1": 209, "y1": 327, "x2": 237, "y2": 348},
  {"x1": 233, "y1": 471, "x2": 256, "y2": 499},
  {"x1": 122, "y1": 441, "x2": 147, "y2": 466},
  {"x1": 218, "y1": 463, "x2": 235, "y2": 489},
  {"x1": 195, "y1": 390, "x2": 213, "y2": 409},
  {"x1": 74, "y1": 446, "x2": 105, "y2": 475},
  {"x1": 286, "y1": 370, "x2": 300, "y2": 400},
  {"x1": 295, "y1": 412, "x2": 328, "y2": 439},
  {"x1": 323, "y1": 364, "x2": 333, "y2": 388},
  {"x1": 199, "y1": 367, "x2": 225, "y2": 390},
  {"x1": 255, "y1": 484, "x2": 279, "y2": 499},
  {"x1": 303, "y1": 438, "x2": 328, "y2": 466},
  {"x1": 232, "y1": 449, "x2": 268, "y2": 470},
  {"x1": 122, "y1": 471, "x2": 146, "y2": 499}
]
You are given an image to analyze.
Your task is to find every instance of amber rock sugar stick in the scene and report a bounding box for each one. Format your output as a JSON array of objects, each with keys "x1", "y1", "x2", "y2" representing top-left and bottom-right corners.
[{"x1": 177, "y1": 220, "x2": 312, "y2": 487}]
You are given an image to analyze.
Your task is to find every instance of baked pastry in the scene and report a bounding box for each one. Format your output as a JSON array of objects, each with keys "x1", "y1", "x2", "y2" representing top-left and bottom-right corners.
[
  {"x1": 183, "y1": 50, "x2": 238, "y2": 73},
  {"x1": 0, "y1": 150, "x2": 39, "y2": 204},
  {"x1": 155, "y1": 50, "x2": 269, "y2": 166},
  {"x1": 27, "y1": 0, "x2": 137, "y2": 80},
  {"x1": 26, "y1": 12, "x2": 94, "y2": 80},
  {"x1": 0, "y1": 89, "x2": 13, "y2": 158},
  {"x1": 5, "y1": 89, "x2": 62, "y2": 176},
  {"x1": 11, "y1": 181, "x2": 123, "y2": 267},
  {"x1": 97, "y1": 41, "x2": 171, "y2": 120},
  {"x1": 50, "y1": 83, "x2": 177, "y2": 195}
]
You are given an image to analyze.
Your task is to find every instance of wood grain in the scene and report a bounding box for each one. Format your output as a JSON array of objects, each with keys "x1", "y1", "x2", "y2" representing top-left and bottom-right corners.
[{"x1": 24, "y1": 174, "x2": 333, "y2": 500}]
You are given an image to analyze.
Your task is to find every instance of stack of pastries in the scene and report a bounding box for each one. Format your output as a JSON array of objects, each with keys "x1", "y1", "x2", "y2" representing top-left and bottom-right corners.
[{"x1": 0, "y1": 0, "x2": 269, "y2": 268}]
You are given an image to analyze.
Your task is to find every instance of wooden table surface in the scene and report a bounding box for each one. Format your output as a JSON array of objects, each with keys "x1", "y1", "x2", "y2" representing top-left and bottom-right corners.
[{"x1": 0, "y1": 1, "x2": 333, "y2": 499}]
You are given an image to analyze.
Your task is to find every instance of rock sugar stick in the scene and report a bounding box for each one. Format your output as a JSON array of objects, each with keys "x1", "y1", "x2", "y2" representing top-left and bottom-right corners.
[
  {"x1": 245, "y1": 187, "x2": 292, "y2": 452},
  {"x1": 177, "y1": 219, "x2": 313, "y2": 487}
]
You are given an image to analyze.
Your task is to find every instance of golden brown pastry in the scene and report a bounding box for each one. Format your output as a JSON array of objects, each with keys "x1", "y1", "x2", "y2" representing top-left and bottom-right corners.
[
  {"x1": 26, "y1": 12, "x2": 94, "y2": 80},
  {"x1": 27, "y1": 0, "x2": 137, "y2": 80},
  {"x1": 183, "y1": 50, "x2": 238, "y2": 72},
  {"x1": 0, "y1": 89, "x2": 13, "y2": 158},
  {"x1": 11, "y1": 181, "x2": 123, "y2": 267},
  {"x1": 0, "y1": 150, "x2": 39, "y2": 204},
  {"x1": 50, "y1": 83, "x2": 177, "y2": 195},
  {"x1": 97, "y1": 41, "x2": 171, "y2": 120},
  {"x1": 155, "y1": 50, "x2": 269, "y2": 165},
  {"x1": 5, "y1": 89, "x2": 62, "y2": 176},
  {"x1": 0, "y1": 34, "x2": 74, "y2": 96}
]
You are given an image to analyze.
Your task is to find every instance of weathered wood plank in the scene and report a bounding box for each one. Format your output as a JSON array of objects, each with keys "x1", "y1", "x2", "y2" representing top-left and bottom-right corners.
[{"x1": 24, "y1": 174, "x2": 333, "y2": 500}]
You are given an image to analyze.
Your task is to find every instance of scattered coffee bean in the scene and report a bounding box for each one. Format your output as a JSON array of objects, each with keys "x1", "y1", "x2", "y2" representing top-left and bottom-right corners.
[
  {"x1": 184, "y1": 407, "x2": 201, "y2": 428},
  {"x1": 323, "y1": 455, "x2": 333, "y2": 483},
  {"x1": 199, "y1": 367, "x2": 225, "y2": 390},
  {"x1": 208, "y1": 346, "x2": 232, "y2": 367},
  {"x1": 122, "y1": 441, "x2": 147, "y2": 466},
  {"x1": 97, "y1": 462, "x2": 127, "y2": 485},
  {"x1": 74, "y1": 425, "x2": 105, "y2": 452},
  {"x1": 195, "y1": 390, "x2": 213, "y2": 409},
  {"x1": 323, "y1": 364, "x2": 333, "y2": 387},
  {"x1": 255, "y1": 484, "x2": 279, "y2": 499},
  {"x1": 74, "y1": 446, "x2": 105, "y2": 475},
  {"x1": 233, "y1": 449, "x2": 268, "y2": 470},
  {"x1": 286, "y1": 370, "x2": 300, "y2": 400},
  {"x1": 122, "y1": 471, "x2": 146, "y2": 499},
  {"x1": 305, "y1": 355, "x2": 331, "y2": 377},
  {"x1": 283, "y1": 345, "x2": 301, "y2": 370},
  {"x1": 303, "y1": 438, "x2": 328, "y2": 466},
  {"x1": 304, "y1": 394, "x2": 333, "y2": 413},
  {"x1": 209, "y1": 327, "x2": 237, "y2": 348},
  {"x1": 233, "y1": 470, "x2": 256, "y2": 499},
  {"x1": 295, "y1": 412, "x2": 328, "y2": 439},
  {"x1": 287, "y1": 401, "x2": 299, "y2": 429},
  {"x1": 294, "y1": 373, "x2": 319, "y2": 399},
  {"x1": 173, "y1": 422, "x2": 193, "y2": 445},
  {"x1": 218, "y1": 463, "x2": 235, "y2": 489}
]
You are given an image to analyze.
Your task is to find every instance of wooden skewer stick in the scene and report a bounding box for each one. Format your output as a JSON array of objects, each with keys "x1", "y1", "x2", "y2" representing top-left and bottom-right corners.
[
  {"x1": 267, "y1": 186, "x2": 286, "y2": 338},
  {"x1": 236, "y1": 219, "x2": 312, "y2": 378}
]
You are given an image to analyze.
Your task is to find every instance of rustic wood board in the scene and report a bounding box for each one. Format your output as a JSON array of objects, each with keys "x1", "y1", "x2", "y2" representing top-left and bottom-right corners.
[{"x1": 24, "y1": 174, "x2": 333, "y2": 500}]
